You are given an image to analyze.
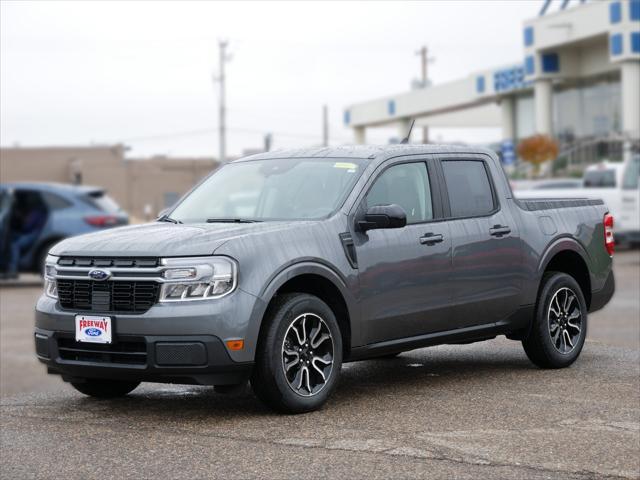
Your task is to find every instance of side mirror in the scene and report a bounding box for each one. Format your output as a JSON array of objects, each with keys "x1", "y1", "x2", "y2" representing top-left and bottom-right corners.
[{"x1": 358, "y1": 204, "x2": 407, "y2": 232}]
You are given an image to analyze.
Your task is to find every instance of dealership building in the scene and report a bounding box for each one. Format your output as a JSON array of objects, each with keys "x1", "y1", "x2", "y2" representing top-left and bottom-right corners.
[{"x1": 344, "y1": 0, "x2": 640, "y2": 168}]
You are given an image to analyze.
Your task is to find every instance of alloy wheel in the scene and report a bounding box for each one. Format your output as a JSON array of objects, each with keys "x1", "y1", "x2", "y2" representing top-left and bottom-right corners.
[
  {"x1": 547, "y1": 287, "x2": 582, "y2": 354},
  {"x1": 281, "y1": 313, "x2": 334, "y2": 397}
]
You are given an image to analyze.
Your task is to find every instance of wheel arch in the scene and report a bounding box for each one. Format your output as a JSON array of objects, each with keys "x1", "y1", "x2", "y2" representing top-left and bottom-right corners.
[
  {"x1": 538, "y1": 238, "x2": 592, "y2": 309},
  {"x1": 255, "y1": 262, "x2": 358, "y2": 358}
]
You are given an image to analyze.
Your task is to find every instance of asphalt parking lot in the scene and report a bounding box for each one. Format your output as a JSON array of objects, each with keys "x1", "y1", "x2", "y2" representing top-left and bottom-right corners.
[{"x1": 1, "y1": 251, "x2": 638, "y2": 479}]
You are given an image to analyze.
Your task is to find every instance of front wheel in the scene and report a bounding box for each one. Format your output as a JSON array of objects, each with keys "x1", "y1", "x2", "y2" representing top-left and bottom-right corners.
[
  {"x1": 251, "y1": 293, "x2": 342, "y2": 414},
  {"x1": 522, "y1": 272, "x2": 588, "y2": 369},
  {"x1": 70, "y1": 379, "x2": 140, "y2": 398}
]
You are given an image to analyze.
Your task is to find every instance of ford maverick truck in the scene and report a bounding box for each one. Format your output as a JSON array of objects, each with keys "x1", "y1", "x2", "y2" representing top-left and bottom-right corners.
[{"x1": 35, "y1": 145, "x2": 615, "y2": 413}]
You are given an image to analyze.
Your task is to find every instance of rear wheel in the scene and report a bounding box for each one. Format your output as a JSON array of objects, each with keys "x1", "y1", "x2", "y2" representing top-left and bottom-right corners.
[
  {"x1": 522, "y1": 272, "x2": 587, "y2": 369},
  {"x1": 70, "y1": 379, "x2": 140, "y2": 398},
  {"x1": 251, "y1": 293, "x2": 342, "y2": 414}
]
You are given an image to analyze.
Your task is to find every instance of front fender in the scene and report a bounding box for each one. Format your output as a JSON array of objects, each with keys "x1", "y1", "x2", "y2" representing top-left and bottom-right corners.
[{"x1": 242, "y1": 260, "x2": 361, "y2": 357}]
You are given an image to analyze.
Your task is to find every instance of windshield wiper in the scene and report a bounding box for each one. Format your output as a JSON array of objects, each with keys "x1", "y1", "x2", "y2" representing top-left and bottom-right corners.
[
  {"x1": 206, "y1": 218, "x2": 261, "y2": 223},
  {"x1": 157, "y1": 214, "x2": 182, "y2": 224}
]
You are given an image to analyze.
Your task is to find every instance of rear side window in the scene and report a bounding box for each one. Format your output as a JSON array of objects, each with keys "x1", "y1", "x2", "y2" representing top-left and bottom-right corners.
[
  {"x1": 84, "y1": 191, "x2": 121, "y2": 213},
  {"x1": 584, "y1": 169, "x2": 616, "y2": 188},
  {"x1": 441, "y1": 160, "x2": 496, "y2": 218},
  {"x1": 41, "y1": 191, "x2": 72, "y2": 210},
  {"x1": 366, "y1": 162, "x2": 433, "y2": 224}
]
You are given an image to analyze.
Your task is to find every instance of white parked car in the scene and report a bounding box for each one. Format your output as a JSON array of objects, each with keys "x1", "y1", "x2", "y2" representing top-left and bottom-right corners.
[{"x1": 515, "y1": 156, "x2": 640, "y2": 246}]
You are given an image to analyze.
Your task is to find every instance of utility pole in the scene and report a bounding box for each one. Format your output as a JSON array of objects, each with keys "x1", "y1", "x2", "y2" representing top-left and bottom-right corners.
[
  {"x1": 417, "y1": 46, "x2": 428, "y2": 88},
  {"x1": 415, "y1": 45, "x2": 434, "y2": 144},
  {"x1": 322, "y1": 104, "x2": 329, "y2": 147},
  {"x1": 214, "y1": 40, "x2": 231, "y2": 163}
]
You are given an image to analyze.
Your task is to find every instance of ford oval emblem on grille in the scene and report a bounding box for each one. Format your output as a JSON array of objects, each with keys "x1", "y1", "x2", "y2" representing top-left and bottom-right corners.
[{"x1": 88, "y1": 269, "x2": 111, "y2": 281}]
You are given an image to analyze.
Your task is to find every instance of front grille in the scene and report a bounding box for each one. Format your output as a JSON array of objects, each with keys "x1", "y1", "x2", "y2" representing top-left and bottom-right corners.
[
  {"x1": 57, "y1": 280, "x2": 160, "y2": 313},
  {"x1": 58, "y1": 257, "x2": 159, "y2": 268},
  {"x1": 57, "y1": 337, "x2": 147, "y2": 365}
]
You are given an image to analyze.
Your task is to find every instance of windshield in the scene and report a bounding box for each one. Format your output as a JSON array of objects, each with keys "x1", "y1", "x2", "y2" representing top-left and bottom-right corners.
[
  {"x1": 583, "y1": 169, "x2": 616, "y2": 188},
  {"x1": 170, "y1": 158, "x2": 366, "y2": 223}
]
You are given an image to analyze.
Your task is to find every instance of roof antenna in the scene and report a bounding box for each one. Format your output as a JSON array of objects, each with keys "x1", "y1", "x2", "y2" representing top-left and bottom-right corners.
[{"x1": 400, "y1": 119, "x2": 415, "y2": 144}]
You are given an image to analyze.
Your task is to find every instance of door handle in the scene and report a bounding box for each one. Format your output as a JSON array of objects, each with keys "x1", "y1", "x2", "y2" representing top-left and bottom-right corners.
[
  {"x1": 489, "y1": 225, "x2": 511, "y2": 237},
  {"x1": 419, "y1": 233, "x2": 444, "y2": 245}
]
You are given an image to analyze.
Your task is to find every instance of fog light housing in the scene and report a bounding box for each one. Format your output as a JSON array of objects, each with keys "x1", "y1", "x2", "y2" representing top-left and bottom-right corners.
[
  {"x1": 43, "y1": 254, "x2": 58, "y2": 299},
  {"x1": 44, "y1": 278, "x2": 58, "y2": 299}
]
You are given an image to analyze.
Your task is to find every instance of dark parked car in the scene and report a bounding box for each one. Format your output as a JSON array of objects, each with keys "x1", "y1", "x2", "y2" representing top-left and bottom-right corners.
[
  {"x1": 0, "y1": 182, "x2": 128, "y2": 276},
  {"x1": 34, "y1": 146, "x2": 614, "y2": 413}
]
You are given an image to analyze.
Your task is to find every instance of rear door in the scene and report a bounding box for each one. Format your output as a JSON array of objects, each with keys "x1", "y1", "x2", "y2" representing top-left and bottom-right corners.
[
  {"x1": 353, "y1": 157, "x2": 453, "y2": 344},
  {"x1": 435, "y1": 154, "x2": 522, "y2": 327}
]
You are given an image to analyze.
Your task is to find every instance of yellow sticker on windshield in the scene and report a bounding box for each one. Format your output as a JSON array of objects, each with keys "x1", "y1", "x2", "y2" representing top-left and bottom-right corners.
[{"x1": 334, "y1": 162, "x2": 358, "y2": 170}]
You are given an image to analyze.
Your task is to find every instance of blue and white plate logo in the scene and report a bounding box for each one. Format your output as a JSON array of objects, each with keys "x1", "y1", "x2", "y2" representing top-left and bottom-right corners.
[{"x1": 85, "y1": 328, "x2": 102, "y2": 337}]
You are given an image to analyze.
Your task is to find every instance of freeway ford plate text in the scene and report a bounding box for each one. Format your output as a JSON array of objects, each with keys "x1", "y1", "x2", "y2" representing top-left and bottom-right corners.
[{"x1": 75, "y1": 315, "x2": 112, "y2": 344}]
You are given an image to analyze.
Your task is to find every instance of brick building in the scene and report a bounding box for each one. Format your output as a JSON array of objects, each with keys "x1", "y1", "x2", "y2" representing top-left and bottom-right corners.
[{"x1": 0, "y1": 145, "x2": 219, "y2": 220}]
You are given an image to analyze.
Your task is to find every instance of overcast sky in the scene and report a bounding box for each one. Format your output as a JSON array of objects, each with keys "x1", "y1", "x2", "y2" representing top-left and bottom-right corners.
[{"x1": 1, "y1": 0, "x2": 541, "y2": 158}]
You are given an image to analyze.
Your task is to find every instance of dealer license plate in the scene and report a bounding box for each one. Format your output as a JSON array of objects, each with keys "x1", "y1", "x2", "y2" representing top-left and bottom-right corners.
[{"x1": 75, "y1": 315, "x2": 112, "y2": 344}]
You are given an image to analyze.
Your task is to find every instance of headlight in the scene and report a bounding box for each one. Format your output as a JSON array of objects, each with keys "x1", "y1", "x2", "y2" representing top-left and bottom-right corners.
[
  {"x1": 159, "y1": 256, "x2": 237, "y2": 301},
  {"x1": 44, "y1": 254, "x2": 58, "y2": 299}
]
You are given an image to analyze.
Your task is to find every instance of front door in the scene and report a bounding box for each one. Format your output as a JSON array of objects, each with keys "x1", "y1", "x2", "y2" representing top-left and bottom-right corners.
[{"x1": 353, "y1": 159, "x2": 452, "y2": 344}]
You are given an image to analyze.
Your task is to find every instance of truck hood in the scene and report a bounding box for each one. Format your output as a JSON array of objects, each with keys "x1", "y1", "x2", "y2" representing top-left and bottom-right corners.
[{"x1": 49, "y1": 221, "x2": 311, "y2": 258}]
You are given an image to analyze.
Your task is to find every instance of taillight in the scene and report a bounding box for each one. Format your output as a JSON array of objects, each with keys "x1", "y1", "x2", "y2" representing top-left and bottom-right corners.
[
  {"x1": 84, "y1": 215, "x2": 118, "y2": 227},
  {"x1": 604, "y1": 213, "x2": 614, "y2": 256}
]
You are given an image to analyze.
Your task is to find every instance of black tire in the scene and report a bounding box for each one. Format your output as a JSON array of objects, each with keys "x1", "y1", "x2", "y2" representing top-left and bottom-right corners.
[
  {"x1": 251, "y1": 293, "x2": 343, "y2": 414},
  {"x1": 70, "y1": 379, "x2": 140, "y2": 398},
  {"x1": 522, "y1": 272, "x2": 588, "y2": 369}
]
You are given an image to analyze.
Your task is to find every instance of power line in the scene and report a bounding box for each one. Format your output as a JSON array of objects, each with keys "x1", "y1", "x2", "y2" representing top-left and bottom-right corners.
[{"x1": 121, "y1": 126, "x2": 355, "y2": 143}]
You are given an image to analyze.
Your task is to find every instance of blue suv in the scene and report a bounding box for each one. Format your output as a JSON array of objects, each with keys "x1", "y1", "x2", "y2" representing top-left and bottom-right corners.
[{"x1": 0, "y1": 182, "x2": 128, "y2": 276}]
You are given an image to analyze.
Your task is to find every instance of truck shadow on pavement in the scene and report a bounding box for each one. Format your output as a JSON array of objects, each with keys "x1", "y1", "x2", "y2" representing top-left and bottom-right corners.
[{"x1": 62, "y1": 346, "x2": 538, "y2": 419}]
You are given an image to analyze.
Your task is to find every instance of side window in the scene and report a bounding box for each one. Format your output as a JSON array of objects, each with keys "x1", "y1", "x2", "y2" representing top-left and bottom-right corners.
[
  {"x1": 441, "y1": 160, "x2": 495, "y2": 218},
  {"x1": 366, "y1": 162, "x2": 433, "y2": 224},
  {"x1": 41, "y1": 191, "x2": 72, "y2": 210}
]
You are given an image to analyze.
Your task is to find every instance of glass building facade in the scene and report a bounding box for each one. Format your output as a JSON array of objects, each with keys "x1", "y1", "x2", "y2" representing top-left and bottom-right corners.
[
  {"x1": 552, "y1": 75, "x2": 622, "y2": 143},
  {"x1": 512, "y1": 75, "x2": 622, "y2": 146}
]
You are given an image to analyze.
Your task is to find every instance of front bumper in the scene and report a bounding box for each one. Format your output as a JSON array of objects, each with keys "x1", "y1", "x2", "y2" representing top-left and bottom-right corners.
[
  {"x1": 35, "y1": 328, "x2": 252, "y2": 386},
  {"x1": 34, "y1": 289, "x2": 261, "y2": 385}
]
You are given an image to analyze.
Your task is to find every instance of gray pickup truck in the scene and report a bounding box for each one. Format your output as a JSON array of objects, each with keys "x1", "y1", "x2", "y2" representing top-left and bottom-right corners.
[{"x1": 35, "y1": 145, "x2": 615, "y2": 413}]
